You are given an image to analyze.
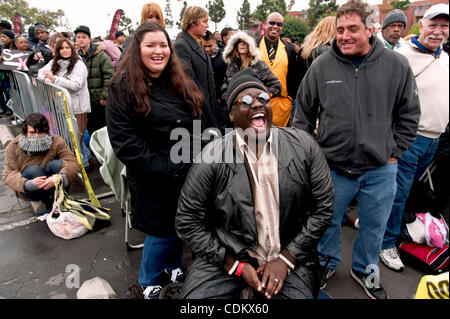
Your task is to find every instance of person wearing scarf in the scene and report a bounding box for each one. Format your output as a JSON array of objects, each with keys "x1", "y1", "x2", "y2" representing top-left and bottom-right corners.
[{"x1": 2, "y1": 113, "x2": 80, "y2": 215}]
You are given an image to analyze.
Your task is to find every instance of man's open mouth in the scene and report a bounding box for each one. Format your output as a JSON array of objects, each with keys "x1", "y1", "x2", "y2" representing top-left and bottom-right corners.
[{"x1": 250, "y1": 112, "x2": 267, "y2": 128}]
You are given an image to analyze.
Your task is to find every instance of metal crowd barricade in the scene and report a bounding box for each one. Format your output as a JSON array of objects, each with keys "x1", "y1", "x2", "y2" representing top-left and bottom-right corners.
[
  {"x1": 7, "y1": 70, "x2": 38, "y2": 121},
  {"x1": 28, "y1": 76, "x2": 79, "y2": 153}
]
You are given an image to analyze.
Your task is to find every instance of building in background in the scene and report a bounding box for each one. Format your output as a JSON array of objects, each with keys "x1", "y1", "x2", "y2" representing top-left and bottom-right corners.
[{"x1": 374, "y1": 0, "x2": 448, "y2": 34}]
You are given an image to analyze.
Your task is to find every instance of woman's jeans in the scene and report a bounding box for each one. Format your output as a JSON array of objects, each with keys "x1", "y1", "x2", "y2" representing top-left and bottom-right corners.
[
  {"x1": 20, "y1": 160, "x2": 63, "y2": 211},
  {"x1": 138, "y1": 234, "x2": 183, "y2": 288},
  {"x1": 318, "y1": 163, "x2": 398, "y2": 275}
]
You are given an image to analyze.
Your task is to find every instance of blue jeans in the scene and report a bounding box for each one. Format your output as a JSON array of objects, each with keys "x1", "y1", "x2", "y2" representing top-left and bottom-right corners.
[
  {"x1": 318, "y1": 163, "x2": 397, "y2": 274},
  {"x1": 138, "y1": 234, "x2": 183, "y2": 287},
  {"x1": 21, "y1": 160, "x2": 63, "y2": 211},
  {"x1": 382, "y1": 135, "x2": 440, "y2": 250}
]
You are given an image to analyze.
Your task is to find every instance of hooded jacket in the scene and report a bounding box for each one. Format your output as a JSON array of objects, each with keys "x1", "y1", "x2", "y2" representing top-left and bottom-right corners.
[
  {"x1": 221, "y1": 32, "x2": 282, "y2": 102},
  {"x1": 78, "y1": 43, "x2": 114, "y2": 103},
  {"x1": 38, "y1": 59, "x2": 91, "y2": 115},
  {"x1": 293, "y1": 36, "x2": 421, "y2": 175},
  {"x1": 176, "y1": 128, "x2": 334, "y2": 297}
]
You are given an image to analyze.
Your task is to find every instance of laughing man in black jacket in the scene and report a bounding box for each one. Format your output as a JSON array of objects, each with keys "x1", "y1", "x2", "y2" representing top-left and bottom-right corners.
[{"x1": 176, "y1": 68, "x2": 334, "y2": 300}]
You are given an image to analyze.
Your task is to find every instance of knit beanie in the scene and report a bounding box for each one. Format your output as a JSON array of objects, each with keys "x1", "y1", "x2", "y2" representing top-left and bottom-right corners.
[
  {"x1": 1, "y1": 29, "x2": 15, "y2": 40},
  {"x1": 34, "y1": 23, "x2": 49, "y2": 35},
  {"x1": 225, "y1": 68, "x2": 268, "y2": 110},
  {"x1": 0, "y1": 20, "x2": 12, "y2": 30},
  {"x1": 382, "y1": 9, "x2": 407, "y2": 30}
]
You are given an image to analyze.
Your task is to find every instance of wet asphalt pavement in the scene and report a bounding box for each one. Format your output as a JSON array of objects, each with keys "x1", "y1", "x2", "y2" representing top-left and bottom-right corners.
[{"x1": 0, "y1": 115, "x2": 433, "y2": 300}]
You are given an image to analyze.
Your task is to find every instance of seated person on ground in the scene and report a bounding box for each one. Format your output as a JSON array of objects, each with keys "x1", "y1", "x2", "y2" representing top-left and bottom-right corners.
[
  {"x1": 176, "y1": 69, "x2": 335, "y2": 299},
  {"x1": 2, "y1": 113, "x2": 80, "y2": 215}
]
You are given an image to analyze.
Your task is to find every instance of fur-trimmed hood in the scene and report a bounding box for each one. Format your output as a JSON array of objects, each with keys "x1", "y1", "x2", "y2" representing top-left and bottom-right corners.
[{"x1": 222, "y1": 31, "x2": 261, "y2": 66}]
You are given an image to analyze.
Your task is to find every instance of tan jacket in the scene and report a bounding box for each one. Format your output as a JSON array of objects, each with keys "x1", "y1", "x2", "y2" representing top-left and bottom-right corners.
[
  {"x1": 2, "y1": 135, "x2": 80, "y2": 194},
  {"x1": 397, "y1": 41, "x2": 449, "y2": 139}
]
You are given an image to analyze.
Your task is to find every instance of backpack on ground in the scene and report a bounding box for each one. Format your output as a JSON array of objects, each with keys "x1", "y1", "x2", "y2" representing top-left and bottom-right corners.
[{"x1": 397, "y1": 241, "x2": 449, "y2": 275}]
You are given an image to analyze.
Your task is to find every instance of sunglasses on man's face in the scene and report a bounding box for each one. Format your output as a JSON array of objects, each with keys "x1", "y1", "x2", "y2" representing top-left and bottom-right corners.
[
  {"x1": 235, "y1": 92, "x2": 271, "y2": 106},
  {"x1": 268, "y1": 20, "x2": 283, "y2": 27}
]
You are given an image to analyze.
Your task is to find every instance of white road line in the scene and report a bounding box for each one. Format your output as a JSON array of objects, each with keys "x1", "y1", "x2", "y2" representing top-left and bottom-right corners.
[{"x1": 0, "y1": 217, "x2": 39, "y2": 232}]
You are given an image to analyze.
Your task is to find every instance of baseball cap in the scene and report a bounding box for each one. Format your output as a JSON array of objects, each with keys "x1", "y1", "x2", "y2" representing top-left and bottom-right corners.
[
  {"x1": 423, "y1": 3, "x2": 449, "y2": 20},
  {"x1": 74, "y1": 25, "x2": 91, "y2": 38}
]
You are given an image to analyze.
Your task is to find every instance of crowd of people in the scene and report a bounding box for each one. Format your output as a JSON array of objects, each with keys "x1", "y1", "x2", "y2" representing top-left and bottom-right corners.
[{"x1": 1, "y1": 0, "x2": 448, "y2": 300}]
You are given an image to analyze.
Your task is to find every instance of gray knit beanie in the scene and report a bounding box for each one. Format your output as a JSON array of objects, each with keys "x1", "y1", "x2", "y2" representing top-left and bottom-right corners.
[
  {"x1": 34, "y1": 23, "x2": 49, "y2": 35},
  {"x1": 382, "y1": 9, "x2": 407, "y2": 30},
  {"x1": 226, "y1": 68, "x2": 268, "y2": 110}
]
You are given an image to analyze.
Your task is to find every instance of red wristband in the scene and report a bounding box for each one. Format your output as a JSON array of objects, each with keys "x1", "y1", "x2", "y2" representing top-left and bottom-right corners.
[{"x1": 235, "y1": 262, "x2": 246, "y2": 277}]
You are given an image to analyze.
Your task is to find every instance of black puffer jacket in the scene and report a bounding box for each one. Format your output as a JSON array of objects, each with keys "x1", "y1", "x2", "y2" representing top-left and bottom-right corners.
[
  {"x1": 106, "y1": 74, "x2": 199, "y2": 237},
  {"x1": 221, "y1": 31, "x2": 282, "y2": 102},
  {"x1": 176, "y1": 128, "x2": 334, "y2": 296}
]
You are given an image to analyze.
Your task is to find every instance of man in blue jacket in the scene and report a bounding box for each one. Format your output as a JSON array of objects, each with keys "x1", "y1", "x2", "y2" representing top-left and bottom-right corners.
[{"x1": 293, "y1": 0, "x2": 420, "y2": 299}]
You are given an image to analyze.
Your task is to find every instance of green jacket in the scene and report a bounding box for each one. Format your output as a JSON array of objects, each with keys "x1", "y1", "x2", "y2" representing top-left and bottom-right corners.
[{"x1": 79, "y1": 44, "x2": 114, "y2": 103}]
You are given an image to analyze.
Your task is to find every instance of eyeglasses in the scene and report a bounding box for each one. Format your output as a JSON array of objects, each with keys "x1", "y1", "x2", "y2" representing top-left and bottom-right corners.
[
  {"x1": 268, "y1": 20, "x2": 283, "y2": 27},
  {"x1": 235, "y1": 92, "x2": 271, "y2": 106}
]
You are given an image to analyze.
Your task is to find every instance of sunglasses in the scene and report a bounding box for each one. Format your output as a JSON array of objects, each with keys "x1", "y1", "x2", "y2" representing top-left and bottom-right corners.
[
  {"x1": 235, "y1": 92, "x2": 271, "y2": 106},
  {"x1": 268, "y1": 20, "x2": 283, "y2": 27}
]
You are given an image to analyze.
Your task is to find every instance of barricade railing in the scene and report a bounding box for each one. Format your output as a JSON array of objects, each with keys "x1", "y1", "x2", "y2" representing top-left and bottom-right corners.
[
  {"x1": 28, "y1": 75, "x2": 79, "y2": 153},
  {"x1": 6, "y1": 70, "x2": 106, "y2": 206},
  {"x1": 7, "y1": 70, "x2": 38, "y2": 121}
]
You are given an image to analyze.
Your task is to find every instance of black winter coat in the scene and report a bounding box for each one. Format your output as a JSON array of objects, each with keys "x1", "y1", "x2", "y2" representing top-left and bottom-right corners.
[
  {"x1": 175, "y1": 31, "x2": 221, "y2": 129},
  {"x1": 220, "y1": 59, "x2": 282, "y2": 103},
  {"x1": 176, "y1": 128, "x2": 335, "y2": 296},
  {"x1": 106, "y1": 75, "x2": 198, "y2": 237}
]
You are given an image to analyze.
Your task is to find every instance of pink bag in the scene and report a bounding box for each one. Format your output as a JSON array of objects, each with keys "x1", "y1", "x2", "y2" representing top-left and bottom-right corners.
[{"x1": 415, "y1": 213, "x2": 448, "y2": 249}]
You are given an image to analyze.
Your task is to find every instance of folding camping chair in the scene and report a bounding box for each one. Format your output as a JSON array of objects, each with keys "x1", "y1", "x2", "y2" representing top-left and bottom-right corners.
[{"x1": 90, "y1": 127, "x2": 143, "y2": 251}]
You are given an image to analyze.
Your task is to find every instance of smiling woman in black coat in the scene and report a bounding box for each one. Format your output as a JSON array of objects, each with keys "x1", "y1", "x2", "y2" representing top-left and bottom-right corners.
[{"x1": 106, "y1": 22, "x2": 204, "y2": 299}]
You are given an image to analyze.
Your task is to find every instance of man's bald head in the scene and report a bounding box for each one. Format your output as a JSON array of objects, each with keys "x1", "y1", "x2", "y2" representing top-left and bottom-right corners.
[
  {"x1": 265, "y1": 12, "x2": 284, "y2": 41},
  {"x1": 267, "y1": 12, "x2": 283, "y2": 22}
]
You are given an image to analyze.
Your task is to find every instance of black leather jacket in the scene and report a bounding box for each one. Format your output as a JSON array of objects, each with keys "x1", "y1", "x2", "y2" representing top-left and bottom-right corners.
[{"x1": 176, "y1": 127, "x2": 334, "y2": 296}]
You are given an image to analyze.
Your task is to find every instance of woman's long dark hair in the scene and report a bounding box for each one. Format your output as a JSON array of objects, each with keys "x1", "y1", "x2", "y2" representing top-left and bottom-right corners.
[
  {"x1": 113, "y1": 22, "x2": 203, "y2": 117},
  {"x1": 51, "y1": 38, "x2": 79, "y2": 76}
]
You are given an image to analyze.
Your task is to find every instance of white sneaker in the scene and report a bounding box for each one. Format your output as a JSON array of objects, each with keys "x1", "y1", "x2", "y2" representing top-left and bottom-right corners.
[
  {"x1": 142, "y1": 285, "x2": 162, "y2": 299},
  {"x1": 380, "y1": 247, "x2": 405, "y2": 272}
]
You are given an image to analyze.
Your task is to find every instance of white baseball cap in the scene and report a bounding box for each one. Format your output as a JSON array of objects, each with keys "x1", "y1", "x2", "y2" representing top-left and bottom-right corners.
[{"x1": 423, "y1": 3, "x2": 449, "y2": 20}]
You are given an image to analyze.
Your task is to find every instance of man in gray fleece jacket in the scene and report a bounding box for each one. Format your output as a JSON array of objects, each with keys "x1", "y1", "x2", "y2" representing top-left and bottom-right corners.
[{"x1": 293, "y1": 0, "x2": 420, "y2": 299}]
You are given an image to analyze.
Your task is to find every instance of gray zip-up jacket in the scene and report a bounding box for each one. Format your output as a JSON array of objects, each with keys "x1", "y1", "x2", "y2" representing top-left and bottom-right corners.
[{"x1": 293, "y1": 36, "x2": 421, "y2": 175}]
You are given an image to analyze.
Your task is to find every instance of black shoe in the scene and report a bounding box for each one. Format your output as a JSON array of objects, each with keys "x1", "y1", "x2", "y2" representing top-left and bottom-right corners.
[
  {"x1": 320, "y1": 269, "x2": 336, "y2": 289},
  {"x1": 350, "y1": 269, "x2": 389, "y2": 299}
]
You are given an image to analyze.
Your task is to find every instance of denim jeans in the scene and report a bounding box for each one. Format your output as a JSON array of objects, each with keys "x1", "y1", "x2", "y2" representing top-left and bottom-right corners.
[
  {"x1": 20, "y1": 160, "x2": 63, "y2": 211},
  {"x1": 382, "y1": 135, "x2": 440, "y2": 250},
  {"x1": 318, "y1": 163, "x2": 397, "y2": 274},
  {"x1": 138, "y1": 234, "x2": 183, "y2": 287}
]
